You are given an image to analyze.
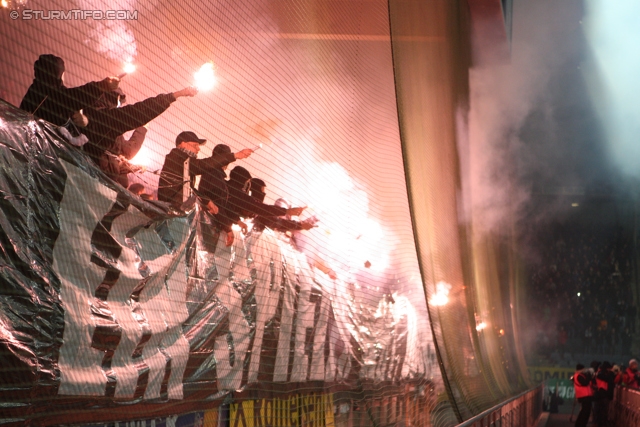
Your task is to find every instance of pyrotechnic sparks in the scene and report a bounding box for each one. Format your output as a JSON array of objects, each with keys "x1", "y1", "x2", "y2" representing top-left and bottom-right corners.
[{"x1": 194, "y1": 62, "x2": 217, "y2": 91}]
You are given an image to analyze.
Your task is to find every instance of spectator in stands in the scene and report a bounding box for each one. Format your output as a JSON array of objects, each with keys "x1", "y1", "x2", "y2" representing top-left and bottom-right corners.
[
  {"x1": 623, "y1": 359, "x2": 639, "y2": 389},
  {"x1": 557, "y1": 326, "x2": 568, "y2": 352},
  {"x1": 573, "y1": 363, "x2": 594, "y2": 427},
  {"x1": 80, "y1": 87, "x2": 198, "y2": 187},
  {"x1": 196, "y1": 144, "x2": 239, "y2": 218},
  {"x1": 20, "y1": 54, "x2": 119, "y2": 126}
]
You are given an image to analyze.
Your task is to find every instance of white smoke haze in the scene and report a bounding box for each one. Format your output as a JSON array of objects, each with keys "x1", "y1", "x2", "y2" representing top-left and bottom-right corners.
[
  {"x1": 463, "y1": 0, "x2": 586, "y2": 235},
  {"x1": 74, "y1": 0, "x2": 144, "y2": 63},
  {"x1": 83, "y1": 20, "x2": 136, "y2": 63},
  {"x1": 252, "y1": 128, "x2": 392, "y2": 281},
  {"x1": 463, "y1": 0, "x2": 625, "y2": 360}
]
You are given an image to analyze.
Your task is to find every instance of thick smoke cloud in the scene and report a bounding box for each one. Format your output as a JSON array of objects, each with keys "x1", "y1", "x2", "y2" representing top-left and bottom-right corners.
[{"x1": 462, "y1": 0, "x2": 606, "y2": 235}]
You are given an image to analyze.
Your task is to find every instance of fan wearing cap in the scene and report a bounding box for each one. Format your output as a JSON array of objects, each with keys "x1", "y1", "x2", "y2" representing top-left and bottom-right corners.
[
  {"x1": 157, "y1": 134, "x2": 252, "y2": 212},
  {"x1": 20, "y1": 54, "x2": 120, "y2": 126}
]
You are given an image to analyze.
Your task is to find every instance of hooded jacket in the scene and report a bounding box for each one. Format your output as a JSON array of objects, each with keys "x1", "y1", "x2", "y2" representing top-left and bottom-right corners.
[
  {"x1": 221, "y1": 166, "x2": 286, "y2": 227},
  {"x1": 20, "y1": 54, "x2": 104, "y2": 126}
]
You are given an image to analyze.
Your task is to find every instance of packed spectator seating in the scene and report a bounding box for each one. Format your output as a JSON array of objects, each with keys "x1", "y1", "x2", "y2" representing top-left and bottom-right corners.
[{"x1": 527, "y1": 223, "x2": 635, "y2": 360}]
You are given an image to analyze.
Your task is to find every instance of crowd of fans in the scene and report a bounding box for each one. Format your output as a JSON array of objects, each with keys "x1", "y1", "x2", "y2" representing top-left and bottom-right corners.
[
  {"x1": 16, "y1": 53, "x2": 326, "y2": 260},
  {"x1": 12, "y1": 54, "x2": 639, "y2": 360},
  {"x1": 528, "y1": 222, "x2": 636, "y2": 358}
]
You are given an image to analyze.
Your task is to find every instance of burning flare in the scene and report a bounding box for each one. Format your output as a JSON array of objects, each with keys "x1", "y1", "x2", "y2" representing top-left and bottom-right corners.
[
  {"x1": 430, "y1": 281, "x2": 451, "y2": 307},
  {"x1": 118, "y1": 62, "x2": 136, "y2": 79},
  {"x1": 123, "y1": 62, "x2": 136, "y2": 74},
  {"x1": 194, "y1": 62, "x2": 217, "y2": 91}
]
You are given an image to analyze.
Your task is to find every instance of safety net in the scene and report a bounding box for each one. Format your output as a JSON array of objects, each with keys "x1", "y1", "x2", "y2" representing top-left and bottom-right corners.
[{"x1": 0, "y1": 0, "x2": 530, "y2": 426}]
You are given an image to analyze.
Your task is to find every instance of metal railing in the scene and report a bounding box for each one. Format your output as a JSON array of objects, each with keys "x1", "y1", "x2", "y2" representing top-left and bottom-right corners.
[
  {"x1": 611, "y1": 386, "x2": 640, "y2": 427},
  {"x1": 454, "y1": 385, "x2": 544, "y2": 427}
]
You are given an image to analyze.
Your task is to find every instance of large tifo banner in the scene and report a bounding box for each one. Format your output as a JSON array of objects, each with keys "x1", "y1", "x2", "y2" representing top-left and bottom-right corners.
[{"x1": 0, "y1": 101, "x2": 428, "y2": 426}]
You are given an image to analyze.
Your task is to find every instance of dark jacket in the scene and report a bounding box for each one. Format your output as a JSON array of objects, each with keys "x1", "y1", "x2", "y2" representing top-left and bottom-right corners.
[
  {"x1": 198, "y1": 167, "x2": 230, "y2": 210},
  {"x1": 253, "y1": 216, "x2": 308, "y2": 233},
  {"x1": 222, "y1": 180, "x2": 286, "y2": 227},
  {"x1": 82, "y1": 93, "x2": 176, "y2": 165},
  {"x1": 21, "y1": 80, "x2": 104, "y2": 127},
  {"x1": 595, "y1": 370, "x2": 616, "y2": 400},
  {"x1": 158, "y1": 149, "x2": 235, "y2": 208}
]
